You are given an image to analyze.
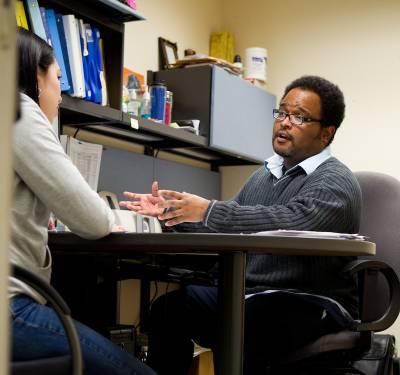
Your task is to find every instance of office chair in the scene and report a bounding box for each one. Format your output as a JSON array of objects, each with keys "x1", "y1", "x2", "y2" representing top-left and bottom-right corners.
[
  {"x1": 271, "y1": 171, "x2": 400, "y2": 374},
  {"x1": 11, "y1": 264, "x2": 83, "y2": 375}
]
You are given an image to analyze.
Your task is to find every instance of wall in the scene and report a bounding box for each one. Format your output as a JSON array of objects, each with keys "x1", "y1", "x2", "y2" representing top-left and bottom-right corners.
[
  {"x1": 124, "y1": 0, "x2": 223, "y2": 81},
  {"x1": 0, "y1": 2, "x2": 16, "y2": 373},
  {"x1": 221, "y1": 0, "x2": 400, "y2": 181}
]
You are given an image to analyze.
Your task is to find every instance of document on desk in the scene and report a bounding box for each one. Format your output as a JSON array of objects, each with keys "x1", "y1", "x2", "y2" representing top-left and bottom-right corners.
[
  {"x1": 64, "y1": 136, "x2": 103, "y2": 191},
  {"x1": 253, "y1": 230, "x2": 366, "y2": 241}
]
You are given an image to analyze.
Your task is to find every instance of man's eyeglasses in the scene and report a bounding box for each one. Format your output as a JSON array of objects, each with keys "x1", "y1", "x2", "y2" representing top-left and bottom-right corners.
[{"x1": 272, "y1": 109, "x2": 322, "y2": 126}]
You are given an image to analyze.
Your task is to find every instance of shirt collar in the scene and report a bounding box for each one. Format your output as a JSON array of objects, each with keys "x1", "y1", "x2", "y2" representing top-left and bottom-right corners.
[{"x1": 265, "y1": 147, "x2": 332, "y2": 179}]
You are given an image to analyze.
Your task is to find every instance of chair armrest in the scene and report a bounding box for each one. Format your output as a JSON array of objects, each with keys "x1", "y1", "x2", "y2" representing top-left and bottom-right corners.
[
  {"x1": 12, "y1": 264, "x2": 83, "y2": 375},
  {"x1": 344, "y1": 260, "x2": 400, "y2": 332}
]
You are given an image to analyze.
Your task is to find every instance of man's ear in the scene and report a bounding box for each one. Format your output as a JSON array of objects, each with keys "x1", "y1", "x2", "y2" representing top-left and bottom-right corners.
[{"x1": 321, "y1": 126, "x2": 336, "y2": 145}]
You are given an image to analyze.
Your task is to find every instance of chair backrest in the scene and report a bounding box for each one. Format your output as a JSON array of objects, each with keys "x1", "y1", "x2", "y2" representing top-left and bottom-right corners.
[
  {"x1": 355, "y1": 171, "x2": 400, "y2": 319},
  {"x1": 11, "y1": 265, "x2": 83, "y2": 375}
]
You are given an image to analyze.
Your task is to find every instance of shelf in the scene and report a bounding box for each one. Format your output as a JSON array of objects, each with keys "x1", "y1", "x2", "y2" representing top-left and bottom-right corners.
[
  {"x1": 97, "y1": 0, "x2": 146, "y2": 21},
  {"x1": 59, "y1": 96, "x2": 262, "y2": 166},
  {"x1": 60, "y1": 95, "x2": 122, "y2": 124},
  {"x1": 40, "y1": 0, "x2": 145, "y2": 32}
]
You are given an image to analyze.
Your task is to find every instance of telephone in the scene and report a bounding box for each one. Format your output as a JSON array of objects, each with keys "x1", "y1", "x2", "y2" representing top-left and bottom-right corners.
[{"x1": 98, "y1": 191, "x2": 162, "y2": 233}]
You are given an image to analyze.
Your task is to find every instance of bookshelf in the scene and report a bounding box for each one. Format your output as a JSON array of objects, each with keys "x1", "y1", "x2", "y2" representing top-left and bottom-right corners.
[
  {"x1": 39, "y1": 0, "x2": 262, "y2": 168},
  {"x1": 60, "y1": 95, "x2": 262, "y2": 166},
  {"x1": 38, "y1": 0, "x2": 144, "y2": 110}
]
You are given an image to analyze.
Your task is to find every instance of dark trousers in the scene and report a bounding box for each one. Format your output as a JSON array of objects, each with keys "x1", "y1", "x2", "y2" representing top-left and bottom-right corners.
[{"x1": 147, "y1": 285, "x2": 341, "y2": 375}]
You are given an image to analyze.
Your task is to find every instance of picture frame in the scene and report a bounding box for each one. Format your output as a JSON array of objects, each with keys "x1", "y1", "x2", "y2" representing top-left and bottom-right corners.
[{"x1": 158, "y1": 37, "x2": 178, "y2": 70}]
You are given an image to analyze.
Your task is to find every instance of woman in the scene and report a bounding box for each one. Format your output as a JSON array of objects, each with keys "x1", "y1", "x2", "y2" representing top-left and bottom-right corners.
[{"x1": 10, "y1": 28, "x2": 156, "y2": 375}]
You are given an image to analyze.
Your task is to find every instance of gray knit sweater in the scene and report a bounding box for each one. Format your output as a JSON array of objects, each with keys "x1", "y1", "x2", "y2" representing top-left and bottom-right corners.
[{"x1": 177, "y1": 157, "x2": 362, "y2": 316}]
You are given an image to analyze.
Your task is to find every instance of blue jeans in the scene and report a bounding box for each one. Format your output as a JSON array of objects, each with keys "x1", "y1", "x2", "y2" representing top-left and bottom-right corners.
[{"x1": 10, "y1": 295, "x2": 156, "y2": 375}]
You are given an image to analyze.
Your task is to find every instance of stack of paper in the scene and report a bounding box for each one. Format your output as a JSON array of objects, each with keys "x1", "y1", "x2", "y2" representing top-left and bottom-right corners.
[
  {"x1": 60, "y1": 135, "x2": 102, "y2": 192},
  {"x1": 253, "y1": 230, "x2": 367, "y2": 241}
]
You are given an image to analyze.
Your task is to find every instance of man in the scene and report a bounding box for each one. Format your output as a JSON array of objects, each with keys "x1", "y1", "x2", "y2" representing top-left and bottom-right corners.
[{"x1": 120, "y1": 76, "x2": 362, "y2": 374}]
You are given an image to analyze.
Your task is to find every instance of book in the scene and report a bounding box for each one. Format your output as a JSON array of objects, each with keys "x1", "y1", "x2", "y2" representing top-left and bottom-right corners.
[
  {"x1": 39, "y1": 7, "x2": 51, "y2": 46},
  {"x1": 98, "y1": 38, "x2": 108, "y2": 105},
  {"x1": 45, "y1": 9, "x2": 71, "y2": 92},
  {"x1": 15, "y1": 1, "x2": 29, "y2": 30},
  {"x1": 25, "y1": 0, "x2": 46, "y2": 40},
  {"x1": 62, "y1": 15, "x2": 86, "y2": 98},
  {"x1": 78, "y1": 18, "x2": 92, "y2": 101},
  {"x1": 56, "y1": 13, "x2": 73, "y2": 94},
  {"x1": 85, "y1": 24, "x2": 102, "y2": 104}
]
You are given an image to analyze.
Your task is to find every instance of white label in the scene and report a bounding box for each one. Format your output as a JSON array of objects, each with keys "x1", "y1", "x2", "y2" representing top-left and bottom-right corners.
[{"x1": 130, "y1": 118, "x2": 139, "y2": 130}]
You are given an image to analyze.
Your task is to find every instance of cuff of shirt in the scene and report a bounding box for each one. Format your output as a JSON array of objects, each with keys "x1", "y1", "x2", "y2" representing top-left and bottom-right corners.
[{"x1": 203, "y1": 200, "x2": 217, "y2": 227}]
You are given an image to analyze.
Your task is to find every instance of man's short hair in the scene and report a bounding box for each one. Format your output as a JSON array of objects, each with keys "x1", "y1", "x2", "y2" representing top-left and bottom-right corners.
[{"x1": 283, "y1": 75, "x2": 345, "y2": 130}]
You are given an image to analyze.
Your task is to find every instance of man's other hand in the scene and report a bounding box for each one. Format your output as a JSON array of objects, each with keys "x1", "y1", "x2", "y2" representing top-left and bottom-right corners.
[{"x1": 157, "y1": 190, "x2": 210, "y2": 226}]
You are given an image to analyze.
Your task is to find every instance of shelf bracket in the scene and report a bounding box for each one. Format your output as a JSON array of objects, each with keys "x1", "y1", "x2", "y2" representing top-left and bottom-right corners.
[{"x1": 144, "y1": 146, "x2": 156, "y2": 157}]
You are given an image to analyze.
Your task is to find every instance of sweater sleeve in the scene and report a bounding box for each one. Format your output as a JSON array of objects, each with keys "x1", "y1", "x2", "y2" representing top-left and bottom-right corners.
[
  {"x1": 204, "y1": 167, "x2": 360, "y2": 234},
  {"x1": 14, "y1": 103, "x2": 114, "y2": 239}
]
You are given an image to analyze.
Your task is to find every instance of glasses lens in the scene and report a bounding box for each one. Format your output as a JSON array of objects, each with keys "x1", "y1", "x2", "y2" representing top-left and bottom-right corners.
[
  {"x1": 273, "y1": 110, "x2": 286, "y2": 121},
  {"x1": 290, "y1": 114, "x2": 303, "y2": 125}
]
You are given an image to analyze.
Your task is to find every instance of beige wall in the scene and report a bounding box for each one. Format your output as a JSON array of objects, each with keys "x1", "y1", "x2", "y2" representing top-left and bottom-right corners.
[
  {"x1": 222, "y1": 0, "x2": 400, "y2": 180},
  {"x1": 124, "y1": 0, "x2": 223, "y2": 81},
  {"x1": 0, "y1": 2, "x2": 16, "y2": 373}
]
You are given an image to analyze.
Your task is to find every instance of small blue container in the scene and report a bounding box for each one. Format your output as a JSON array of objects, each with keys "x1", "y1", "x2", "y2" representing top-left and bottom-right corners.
[{"x1": 150, "y1": 83, "x2": 166, "y2": 122}]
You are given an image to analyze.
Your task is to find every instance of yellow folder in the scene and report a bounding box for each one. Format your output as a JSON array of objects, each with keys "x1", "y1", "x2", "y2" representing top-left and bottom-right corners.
[
  {"x1": 15, "y1": 0, "x2": 29, "y2": 30},
  {"x1": 209, "y1": 31, "x2": 234, "y2": 63}
]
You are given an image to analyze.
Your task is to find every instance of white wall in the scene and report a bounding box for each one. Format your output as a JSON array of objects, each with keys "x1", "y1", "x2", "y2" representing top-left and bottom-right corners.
[
  {"x1": 124, "y1": 0, "x2": 223, "y2": 81},
  {"x1": 0, "y1": 2, "x2": 17, "y2": 373},
  {"x1": 221, "y1": 0, "x2": 400, "y2": 180}
]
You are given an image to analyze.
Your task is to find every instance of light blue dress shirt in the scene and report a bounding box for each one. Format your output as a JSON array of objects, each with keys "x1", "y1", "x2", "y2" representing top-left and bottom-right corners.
[{"x1": 265, "y1": 146, "x2": 332, "y2": 179}]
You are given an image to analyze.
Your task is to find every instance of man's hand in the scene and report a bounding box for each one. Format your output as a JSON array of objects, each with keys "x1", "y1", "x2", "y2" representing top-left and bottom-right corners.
[
  {"x1": 157, "y1": 190, "x2": 210, "y2": 226},
  {"x1": 119, "y1": 181, "x2": 164, "y2": 217}
]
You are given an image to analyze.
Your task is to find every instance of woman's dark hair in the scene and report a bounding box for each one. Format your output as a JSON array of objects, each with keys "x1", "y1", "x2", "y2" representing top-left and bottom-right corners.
[
  {"x1": 283, "y1": 75, "x2": 345, "y2": 130},
  {"x1": 17, "y1": 27, "x2": 54, "y2": 104}
]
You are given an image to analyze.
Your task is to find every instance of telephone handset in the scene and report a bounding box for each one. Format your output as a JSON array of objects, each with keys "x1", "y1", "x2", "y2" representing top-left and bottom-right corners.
[{"x1": 98, "y1": 191, "x2": 162, "y2": 233}]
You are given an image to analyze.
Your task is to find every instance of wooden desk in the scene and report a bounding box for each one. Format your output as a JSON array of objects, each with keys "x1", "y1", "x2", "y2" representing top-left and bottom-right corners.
[{"x1": 49, "y1": 232, "x2": 376, "y2": 375}]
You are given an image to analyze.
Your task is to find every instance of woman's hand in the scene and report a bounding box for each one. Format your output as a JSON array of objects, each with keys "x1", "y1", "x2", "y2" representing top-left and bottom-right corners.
[{"x1": 119, "y1": 181, "x2": 164, "y2": 217}]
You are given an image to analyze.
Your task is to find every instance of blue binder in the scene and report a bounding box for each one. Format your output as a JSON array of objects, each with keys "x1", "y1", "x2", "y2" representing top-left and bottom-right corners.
[
  {"x1": 85, "y1": 24, "x2": 102, "y2": 104},
  {"x1": 39, "y1": 7, "x2": 51, "y2": 45},
  {"x1": 55, "y1": 13, "x2": 74, "y2": 94},
  {"x1": 45, "y1": 9, "x2": 70, "y2": 92},
  {"x1": 78, "y1": 19, "x2": 92, "y2": 101},
  {"x1": 25, "y1": 0, "x2": 47, "y2": 41}
]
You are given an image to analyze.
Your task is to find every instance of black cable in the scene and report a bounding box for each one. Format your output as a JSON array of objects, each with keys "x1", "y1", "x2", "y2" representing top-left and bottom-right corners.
[{"x1": 149, "y1": 280, "x2": 159, "y2": 307}]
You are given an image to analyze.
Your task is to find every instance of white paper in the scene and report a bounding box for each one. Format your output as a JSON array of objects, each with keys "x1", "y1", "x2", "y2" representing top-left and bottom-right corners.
[
  {"x1": 67, "y1": 137, "x2": 102, "y2": 191},
  {"x1": 253, "y1": 230, "x2": 366, "y2": 241}
]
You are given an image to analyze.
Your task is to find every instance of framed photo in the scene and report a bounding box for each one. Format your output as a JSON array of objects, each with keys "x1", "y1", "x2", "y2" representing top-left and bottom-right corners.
[{"x1": 158, "y1": 37, "x2": 178, "y2": 70}]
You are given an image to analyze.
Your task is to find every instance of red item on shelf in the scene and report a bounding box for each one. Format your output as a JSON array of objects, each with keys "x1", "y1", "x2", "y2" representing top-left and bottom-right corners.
[{"x1": 119, "y1": 0, "x2": 137, "y2": 10}]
